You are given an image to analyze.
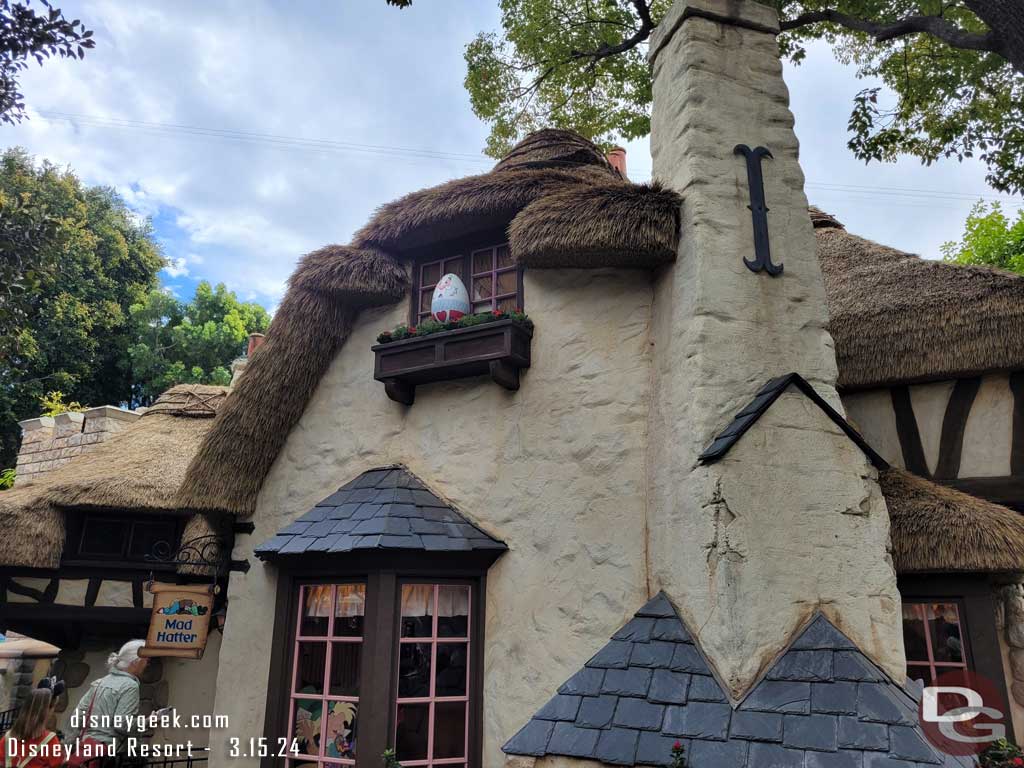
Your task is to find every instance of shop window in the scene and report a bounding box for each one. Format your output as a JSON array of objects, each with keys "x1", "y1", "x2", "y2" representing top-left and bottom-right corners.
[
  {"x1": 902, "y1": 600, "x2": 969, "y2": 687},
  {"x1": 290, "y1": 584, "x2": 365, "y2": 766},
  {"x1": 395, "y1": 584, "x2": 471, "y2": 767},
  {"x1": 413, "y1": 244, "x2": 521, "y2": 323},
  {"x1": 281, "y1": 578, "x2": 479, "y2": 768},
  {"x1": 65, "y1": 514, "x2": 183, "y2": 567}
]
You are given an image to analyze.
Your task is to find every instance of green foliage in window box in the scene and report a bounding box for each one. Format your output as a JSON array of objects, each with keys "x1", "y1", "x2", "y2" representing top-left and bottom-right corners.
[
  {"x1": 382, "y1": 748, "x2": 402, "y2": 768},
  {"x1": 0, "y1": 468, "x2": 15, "y2": 491},
  {"x1": 981, "y1": 739, "x2": 1024, "y2": 767},
  {"x1": 376, "y1": 309, "x2": 532, "y2": 345}
]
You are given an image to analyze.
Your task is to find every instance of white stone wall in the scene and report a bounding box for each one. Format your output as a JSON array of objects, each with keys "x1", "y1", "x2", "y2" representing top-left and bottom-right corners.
[
  {"x1": 645, "y1": 0, "x2": 904, "y2": 697},
  {"x1": 210, "y1": 268, "x2": 654, "y2": 768},
  {"x1": 15, "y1": 406, "x2": 139, "y2": 484}
]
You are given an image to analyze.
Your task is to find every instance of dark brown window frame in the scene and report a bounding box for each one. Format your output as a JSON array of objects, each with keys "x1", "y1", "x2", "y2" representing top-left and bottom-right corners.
[
  {"x1": 263, "y1": 555, "x2": 490, "y2": 768},
  {"x1": 407, "y1": 228, "x2": 524, "y2": 327},
  {"x1": 62, "y1": 512, "x2": 186, "y2": 571},
  {"x1": 898, "y1": 574, "x2": 1012, "y2": 730}
]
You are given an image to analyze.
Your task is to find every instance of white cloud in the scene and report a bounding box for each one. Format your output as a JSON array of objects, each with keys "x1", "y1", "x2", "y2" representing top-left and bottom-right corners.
[
  {"x1": 4, "y1": 0, "x2": 1019, "y2": 316},
  {"x1": 163, "y1": 257, "x2": 189, "y2": 278}
]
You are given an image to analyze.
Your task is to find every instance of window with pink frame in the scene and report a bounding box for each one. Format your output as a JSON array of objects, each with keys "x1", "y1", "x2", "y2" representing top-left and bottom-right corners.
[
  {"x1": 394, "y1": 583, "x2": 472, "y2": 768},
  {"x1": 414, "y1": 244, "x2": 520, "y2": 323},
  {"x1": 902, "y1": 600, "x2": 970, "y2": 687},
  {"x1": 289, "y1": 583, "x2": 365, "y2": 768}
]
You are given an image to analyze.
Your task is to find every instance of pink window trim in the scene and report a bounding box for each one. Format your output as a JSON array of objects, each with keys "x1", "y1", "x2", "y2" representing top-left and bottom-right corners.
[
  {"x1": 289, "y1": 584, "x2": 364, "y2": 767},
  {"x1": 416, "y1": 244, "x2": 518, "y2": 321},
  {"x1": 395, "y1": 584, "x2": 471, "y2": 768},
  {"x1": 904, "y1": 601, "x2": 969, "y2": 686}
]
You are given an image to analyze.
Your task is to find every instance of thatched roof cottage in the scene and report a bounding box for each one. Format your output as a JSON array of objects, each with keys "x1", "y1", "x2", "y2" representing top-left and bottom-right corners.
[{"x1": 4, "y1": 0, "x2": 1024, "y2": 764}]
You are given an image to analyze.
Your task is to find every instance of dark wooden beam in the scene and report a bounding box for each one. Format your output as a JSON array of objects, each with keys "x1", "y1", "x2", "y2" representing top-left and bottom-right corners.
[
  {"x1": 935, "y1": 377, "x2": 981, "y2": 482},
  {"x1": 132, "y1": 578, "x2": 144, "y2": 609},
  {"x1": 951, "y1": 476, "x2": 1024, "y2": 509},
  {"x1": 891, "y1": 386, "x2": 931, "y2": 477},
  {"x1": 84, "y1": 578, "x2": 101, "y2": 607}
]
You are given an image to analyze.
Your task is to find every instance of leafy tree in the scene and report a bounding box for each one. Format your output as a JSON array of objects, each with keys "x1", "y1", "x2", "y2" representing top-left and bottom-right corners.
[
  {"x1": 0, "y1": 1, "x2": 95, "y2": 123},
  {"x1": 127, "y1": 281, "x2": 270, "y2": 406},
  {"x1": 941, "y1": 201, "x2": 1024, "y2": 273},
  {"x1": 447, "y1": 0, "x2": 1024, "y2": 193},
  {"x1": 0, "y1": 147, "x2": 163, "y2": 470},
  {"x1": 38, "y1": 390, "x2": 84, "y2": 415}
]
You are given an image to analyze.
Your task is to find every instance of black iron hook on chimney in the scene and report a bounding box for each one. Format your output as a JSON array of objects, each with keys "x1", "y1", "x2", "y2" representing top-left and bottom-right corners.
[{"x1": 735, "y1": 144, "x2": 783, "y2": 276}]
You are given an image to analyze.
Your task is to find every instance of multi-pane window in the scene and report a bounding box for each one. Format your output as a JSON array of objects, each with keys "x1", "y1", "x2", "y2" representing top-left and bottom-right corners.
[
  {"x1": 290, "y1": 584, "x2": 365, "y2": 768},
  {"x1": 65, "y1": 514, "x2": 182, "y2": 567},
  {"x1": 902, "y1": 601, "x2": 969, "y2": 687},
  {"x1": 414, "y1": 244, "x2": 520, "y2": 323},
  {"x1": 282, "y1": 579, "x2": 477, "y2": 768},
  {"x1": 395, "y1": 584, "x2": 471, "y2": 768}
]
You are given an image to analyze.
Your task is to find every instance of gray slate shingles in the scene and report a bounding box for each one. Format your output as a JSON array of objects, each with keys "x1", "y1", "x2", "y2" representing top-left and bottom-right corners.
[
  {"x1": 503, "y1": 604, "x2": 977, "y2": 768},
  {"x1": 253, "y1": 465, "x2": 506, "y2": 557}
]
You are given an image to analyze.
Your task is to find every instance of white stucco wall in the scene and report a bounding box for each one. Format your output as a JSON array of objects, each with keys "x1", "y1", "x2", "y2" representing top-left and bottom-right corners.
[
  {"x1": 210, "y1": 268, "x2": 654, "y2": 768},
  {"x1": 842, "y1": 389, "x2": 904, "y2": 469},
  {"x1": 840, "y1": 372, "x2": 1017, "y2": 481},
  {"x1": 961, "y1": 375, "x2": 1014, "y2": 478},
  {"x1": 908, "y1": 380, "x2": 956, "y2": 476}
]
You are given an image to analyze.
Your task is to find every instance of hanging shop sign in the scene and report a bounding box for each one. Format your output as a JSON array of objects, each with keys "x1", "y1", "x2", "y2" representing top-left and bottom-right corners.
[{"x1": 139, "y1": 583, "x2": 215, "y2": 659}]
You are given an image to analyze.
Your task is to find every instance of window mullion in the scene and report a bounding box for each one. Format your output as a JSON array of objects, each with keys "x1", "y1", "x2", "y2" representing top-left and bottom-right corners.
[{"x1": 359, "y1": 571, "x2": 398, "y2": 768}]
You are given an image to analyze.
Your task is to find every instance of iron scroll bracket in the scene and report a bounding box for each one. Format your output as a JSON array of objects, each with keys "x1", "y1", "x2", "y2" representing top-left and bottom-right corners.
[{"x1": 145, "y1": 534, "x2": 250, "y2": 576}]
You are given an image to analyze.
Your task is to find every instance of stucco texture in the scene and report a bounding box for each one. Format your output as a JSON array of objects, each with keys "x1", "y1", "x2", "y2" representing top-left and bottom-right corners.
[
  {"x1": 841, "y1": 372, "x2": 1016, "y2": 482},
  {"x1": 646, "y1": 0, "x2": 904, "y2": 696},
  {"x1": 209, "y1": 268, "x2": 654, "y2": 768}
]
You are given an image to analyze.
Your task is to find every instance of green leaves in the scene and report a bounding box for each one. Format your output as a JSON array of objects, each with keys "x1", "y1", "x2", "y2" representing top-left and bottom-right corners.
[
  {"x1": 0, "y1": 1, "x2": 96, "y2": 124},
  {"x1": 0, "y1": 146, "x2": 162, "y2": 470},
  {"x1": 127, "y1": 281, "x2": 270, "y2": 405},
  {"x1": 941, "y1": 201, "x2": 1024, "y2": 274},
  {"x1": 461, "y1": 0, "x2": 1024, "y2": 193}
]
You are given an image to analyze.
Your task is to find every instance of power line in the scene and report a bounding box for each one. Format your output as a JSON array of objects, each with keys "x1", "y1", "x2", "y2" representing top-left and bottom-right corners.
[{"x1": 33, "y1": 110, "x2": 1022, "y2": 208}]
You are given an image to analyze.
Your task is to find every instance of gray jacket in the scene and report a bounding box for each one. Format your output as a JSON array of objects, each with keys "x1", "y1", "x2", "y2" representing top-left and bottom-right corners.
[{"x1": 70, "y1": 669, "x2": 141, "y2": 747}]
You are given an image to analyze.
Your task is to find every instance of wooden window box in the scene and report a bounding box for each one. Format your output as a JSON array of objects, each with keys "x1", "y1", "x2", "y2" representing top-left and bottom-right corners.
[{"x1": 372, "y1": 319, "x2": 532, "y2": 405}]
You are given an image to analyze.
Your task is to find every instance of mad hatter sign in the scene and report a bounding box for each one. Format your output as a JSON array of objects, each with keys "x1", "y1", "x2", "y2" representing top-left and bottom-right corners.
[{"x1": 139, "y1": 583, "x2": 215, "y2": 659}]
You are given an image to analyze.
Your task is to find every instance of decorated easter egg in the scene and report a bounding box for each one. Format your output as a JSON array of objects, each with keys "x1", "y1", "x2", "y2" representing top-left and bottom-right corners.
[{"x1": 431, "y1": 273, "x2": 470, "y2": 322}]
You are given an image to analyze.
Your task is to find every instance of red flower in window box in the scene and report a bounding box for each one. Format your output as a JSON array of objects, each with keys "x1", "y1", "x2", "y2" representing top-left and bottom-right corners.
[
  {"x1": 407, "y1": 326, "x2": 417, "y2": 334},
  {"x1": 492, "y1": 310, "x2": 502, "y2": 317}
]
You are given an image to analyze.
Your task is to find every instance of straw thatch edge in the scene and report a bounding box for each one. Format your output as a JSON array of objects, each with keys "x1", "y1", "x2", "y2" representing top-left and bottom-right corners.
[
  {"x1": 816, "y1": 226, "x2": 1024, "y2": 391},
  {"x1": 510, "y1": 182, "x2": 680, "y2": 269},
  {"x1": 882, "y1": 468, "x2": 1024, "y2": 574}
]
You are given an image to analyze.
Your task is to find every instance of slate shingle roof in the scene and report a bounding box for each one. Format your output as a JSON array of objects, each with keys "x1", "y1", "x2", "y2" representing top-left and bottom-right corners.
[
  {"x1": 253, "y1": 466, "x2": 507, "y2": 557},
  {"x1": 503, "y1": 592, "x2": 975, "y2": 767},
  {"x1": 698, "y1": 373, "x2": 887, "y2": 469}
]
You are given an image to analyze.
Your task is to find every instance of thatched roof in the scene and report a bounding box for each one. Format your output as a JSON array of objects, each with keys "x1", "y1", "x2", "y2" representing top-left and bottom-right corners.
[
  {"x1": 0, "y1": 384, "x2": 229, "y2": 569},
  {"x1": 510, "y1": 182, "x2": 679, "y2": 268},
  {"x1": 177, "y1": 129, "x2": 681, "y2": 519},
  {"x1": 814, "y1": 208, "x2": 1024, "y2": 391},
  {"x1": 882, "y1": 468, "x2": 1024, "y2": 574}
]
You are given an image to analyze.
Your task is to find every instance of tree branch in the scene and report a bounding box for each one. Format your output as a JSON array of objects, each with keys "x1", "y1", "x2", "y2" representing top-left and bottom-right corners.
[
  {"x1": 780, "y1": 8, "x2": 1002, "y2": 55},
  {"x1": 569, "y1": 0, "x2": 655, "y2": 62}
]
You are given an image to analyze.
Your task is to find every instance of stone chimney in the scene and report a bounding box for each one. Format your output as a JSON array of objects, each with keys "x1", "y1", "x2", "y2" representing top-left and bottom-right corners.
[
  {"x1": 230, "y1": 332, "x2": 267, "y2": 386},
  {"x1": 247, "y1": 332, "x2": 266, "y2": 357},
  {"x1": 14, "y1": 406, "x2": 139, "y2": 485},
  {"x1": 606, "y1": 146, "x2": 627, "y2": 178},
  {"x1": 645, "y1": 0, "x2": 904, "y2": 697}
]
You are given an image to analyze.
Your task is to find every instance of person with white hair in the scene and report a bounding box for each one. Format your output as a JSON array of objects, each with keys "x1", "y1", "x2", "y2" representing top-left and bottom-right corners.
[{"x1": 67, "y1": 640, "x2": 149, "y2": 761}]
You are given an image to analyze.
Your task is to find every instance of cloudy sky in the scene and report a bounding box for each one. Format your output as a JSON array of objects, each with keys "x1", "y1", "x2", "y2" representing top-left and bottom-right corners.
[{"x1": 6, "y1": 0, "x2": 1021, "y2": 311}]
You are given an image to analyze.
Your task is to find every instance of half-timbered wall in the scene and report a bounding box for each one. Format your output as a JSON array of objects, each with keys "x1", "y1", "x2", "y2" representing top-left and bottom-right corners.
[
  {"x1": 842, "y1": 371, "x2": 1024, "y2": 509},
  {"x1": 0, "y1": 574, "x2": 220, "y2": 748}
]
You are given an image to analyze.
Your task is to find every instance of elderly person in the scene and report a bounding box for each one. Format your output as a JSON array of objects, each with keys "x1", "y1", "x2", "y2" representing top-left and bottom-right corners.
[{"x1": 68, "y1": 640, "x2": 148, "y2": 760}]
